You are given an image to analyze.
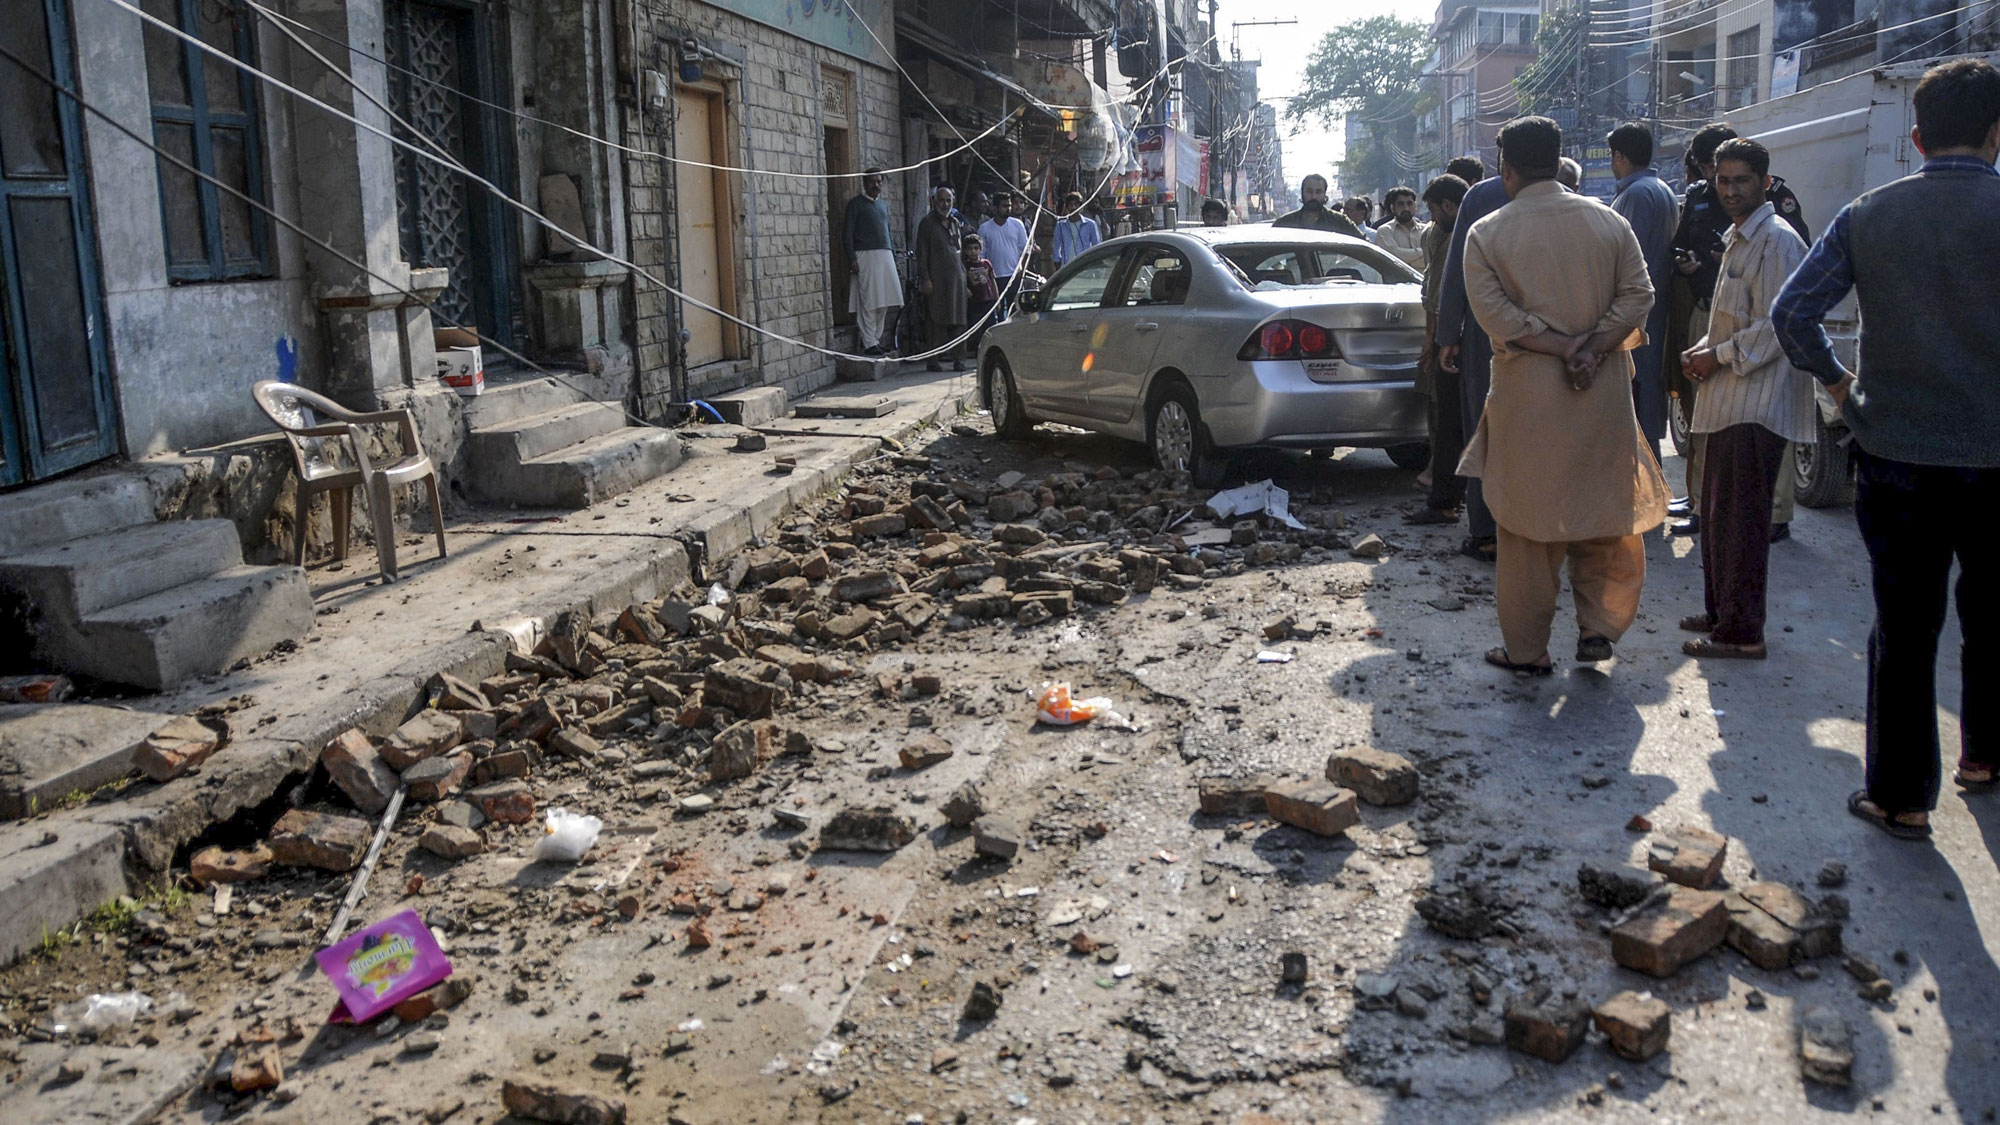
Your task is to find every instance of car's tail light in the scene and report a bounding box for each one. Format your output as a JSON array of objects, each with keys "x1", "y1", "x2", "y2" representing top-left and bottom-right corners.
[{"x1": 1239, "y1": 319, "x2": 1342, "y2": 360}]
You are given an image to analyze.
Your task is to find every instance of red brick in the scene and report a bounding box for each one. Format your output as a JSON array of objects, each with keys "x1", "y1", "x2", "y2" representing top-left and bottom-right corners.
[
  {"x1": 1612, "y1": 886, "x2": 1729, "y2": 976},
  {"x1": 1197, "y1": 778, "x2": 1270, "y2": 816},
  {"x1": 1263, "y1": 781, "x2": 1360, "y2": 836},
  {"x1": 1646, "y1": 825, "x2": 1728, "y2": 889},
  {"x1": 322, "y1": 728, "x2": 397, "y2": 815},
  {"x1": 467, "y1": 779, "x2": 535, "y2": 825},
  {"x1": 268, "y1": 809, "x2": 372, "y2": 872},
  {"x1": 1504, "y1": 992, "x2": 1591, "y2": 1061},
  {"x1": 381, "y1": 709, "x2": 463, "y2": 771},
  {"x1": 1593, "y1": 990, "x2": 1671, "y2": 1060},
  {"x1": 190, "y1": 844, "x2": 272, "y2": 885},
  {"x1": 132, "y1": 715, "x2": 223, "y2": 782}
]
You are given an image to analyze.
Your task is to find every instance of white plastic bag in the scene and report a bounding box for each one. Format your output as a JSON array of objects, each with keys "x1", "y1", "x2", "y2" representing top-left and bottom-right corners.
[
  {"x1": 530, "y1": 807, "x2": 602, "y2": 862},
  {"x1": 76, "y1": 991, "x2": 151, "y2": 1033}
]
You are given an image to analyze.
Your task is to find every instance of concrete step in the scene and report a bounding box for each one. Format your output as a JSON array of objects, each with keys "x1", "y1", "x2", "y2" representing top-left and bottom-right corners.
[
  {"x1": 459, "y1": 370, "x2": 594, "y2": 430},
  {"x1": 0, "y1": 817, "x2": 127, "y2": 964},
  {"x1": 0, "y1": 518, "x2": 243, "y2": 619},
  {"x1": 0, "y1": 703, "x2": 163, "y2": 821},
  {"x1": 469, "y1": 401, "x2": 627, "y2": 467},
  {"x1": 510, "y1": 427, "x2": 686, "y2": 508},
  {"x1": 69, "y1": 565, "x2": 313, "y2": 691},
  {"x1": 0, "y1": 473, "x2": 154, "y2": 557}
]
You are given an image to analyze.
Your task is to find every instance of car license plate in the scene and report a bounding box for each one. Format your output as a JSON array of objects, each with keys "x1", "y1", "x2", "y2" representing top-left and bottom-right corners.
[{"x1": 1303, "y1": 359, "x2": 1344, "y2": 382}]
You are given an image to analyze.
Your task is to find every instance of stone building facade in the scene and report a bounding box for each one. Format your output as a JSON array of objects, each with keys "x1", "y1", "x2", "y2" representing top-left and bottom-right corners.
[{"x1": 621, "y1": 0, "x2": 901, "y2": 415}]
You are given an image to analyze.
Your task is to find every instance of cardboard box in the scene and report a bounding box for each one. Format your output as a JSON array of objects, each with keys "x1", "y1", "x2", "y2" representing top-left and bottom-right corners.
[{"x1": 437, "y1": 345, "x2": 484, "y2": 396}]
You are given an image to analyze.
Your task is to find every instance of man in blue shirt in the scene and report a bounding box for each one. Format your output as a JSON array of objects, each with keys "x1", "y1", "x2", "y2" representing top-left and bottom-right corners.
[
  {"x1": 1770, "y1": 58, "x2": 2000, "y2": 841},
  {"x1": 1607, "y1": 123, "x2": 1679, "y2": 452},
  {"x1": 1051, "y1": 192, "x2": 1103, "y2": 267}
]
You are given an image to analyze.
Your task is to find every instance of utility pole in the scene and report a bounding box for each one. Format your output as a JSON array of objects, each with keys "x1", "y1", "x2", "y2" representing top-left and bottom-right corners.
[
  {"x1": 1228, "y1": 19, "x2": 1295, "y2": 215},
  {"x1": 1208, "y1": 0, "x2": 1221, "y2": 198}
]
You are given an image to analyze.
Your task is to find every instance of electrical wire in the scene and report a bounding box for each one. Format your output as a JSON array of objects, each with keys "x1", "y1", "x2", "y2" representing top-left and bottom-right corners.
[{"x1": 108, "y1": 0, "x2": 1122, "y2": 365}]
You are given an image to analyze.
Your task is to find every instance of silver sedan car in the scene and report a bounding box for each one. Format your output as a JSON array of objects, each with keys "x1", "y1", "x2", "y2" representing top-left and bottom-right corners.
[{"x1": 978, "y1": 226, "x2": 1431, "y2": 485}]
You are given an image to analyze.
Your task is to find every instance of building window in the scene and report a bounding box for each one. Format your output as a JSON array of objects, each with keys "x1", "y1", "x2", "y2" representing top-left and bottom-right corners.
[
  {"x1": 141, "y1": 0, "x2": 270, "y2": 280},
  {"x1": 1726, "y1": 26, "x2": 1761, "y2": 109}
]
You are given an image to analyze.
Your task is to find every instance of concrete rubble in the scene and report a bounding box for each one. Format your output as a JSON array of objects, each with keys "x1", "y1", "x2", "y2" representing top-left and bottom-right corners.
[{"x1": 0, "y1": 395, "x2": 1978, "y2": 1122}]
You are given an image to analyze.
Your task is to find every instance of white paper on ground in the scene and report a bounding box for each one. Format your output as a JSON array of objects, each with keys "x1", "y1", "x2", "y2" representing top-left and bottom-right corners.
[{"x1": 1206, "y1": 479, "x2": 1307, "y2": 530}]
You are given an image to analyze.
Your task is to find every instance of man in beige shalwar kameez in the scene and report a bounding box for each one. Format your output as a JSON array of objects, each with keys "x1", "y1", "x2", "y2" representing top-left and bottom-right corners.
[{"x1": 1458, "y1": 117, "x2": 1672, "y2": 673}]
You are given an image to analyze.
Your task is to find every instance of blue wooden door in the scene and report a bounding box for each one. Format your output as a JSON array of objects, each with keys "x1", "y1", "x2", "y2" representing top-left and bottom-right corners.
[{"x1": 0, "y1": 0, "x2": 118, "y2": 486}]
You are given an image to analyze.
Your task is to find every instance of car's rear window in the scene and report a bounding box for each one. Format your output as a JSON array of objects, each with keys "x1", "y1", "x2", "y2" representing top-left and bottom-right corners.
[{"x1": 1217, "y1": 244, "x2": 1415, "y2": 289}]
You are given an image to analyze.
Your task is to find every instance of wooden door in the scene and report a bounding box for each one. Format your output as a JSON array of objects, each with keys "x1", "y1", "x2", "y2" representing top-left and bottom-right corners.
[
  {"x1": 673, "y1": 88, "x2": 727, "y2": 367},
  {"x1": 0, "y1": 0, "x2": 118, "y2": 486}
]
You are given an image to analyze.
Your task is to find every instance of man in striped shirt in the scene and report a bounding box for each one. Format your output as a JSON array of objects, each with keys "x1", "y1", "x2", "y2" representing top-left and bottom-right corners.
[{"x1": 1677, "y1": 139, "x2": 1817, "y2": 661}]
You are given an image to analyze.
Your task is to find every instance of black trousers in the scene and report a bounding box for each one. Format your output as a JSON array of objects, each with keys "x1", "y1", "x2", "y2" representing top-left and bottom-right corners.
[
  {"x1": 1427, "y1": 362, "x2": 1467, "y2": 510},
  {"x1": 1699, "y1": 423, "x2": 1786, "y2": 645},
  {"x1": 1854, "y1": 448, "x2": 1998, "y2": 813}
]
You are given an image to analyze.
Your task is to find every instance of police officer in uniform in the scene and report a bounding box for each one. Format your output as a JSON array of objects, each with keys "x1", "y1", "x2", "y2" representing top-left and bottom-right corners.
[{"x1": 1669, "y1": 123, "x2": 1810, "y2": 539}]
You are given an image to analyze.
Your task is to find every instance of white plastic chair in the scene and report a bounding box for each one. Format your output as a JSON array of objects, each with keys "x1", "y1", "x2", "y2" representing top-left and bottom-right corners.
[{"x1": 252, "y1": 381, "x2": 445, "y2": 582}]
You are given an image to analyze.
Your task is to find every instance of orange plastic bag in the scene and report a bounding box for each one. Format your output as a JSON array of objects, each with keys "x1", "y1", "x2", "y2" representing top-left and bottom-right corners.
[{"x1": 1036, "y1": 682, "x2": 1117, "y2": 726}]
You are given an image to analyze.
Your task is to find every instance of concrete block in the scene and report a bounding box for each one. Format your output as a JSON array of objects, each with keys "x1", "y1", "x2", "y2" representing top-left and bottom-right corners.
[
  {"x1": 706, "y1": 386, "x2": 788, "y2": 426},
  {"x1": 834, "y1": 356, "x2": 889, "y2": 382},
  {"x1": 69, "y1": 564, "x2": 313, "y2": 691},
  {"x1": 0, "y1": 702, "x2": 160, "y2": 820},
  {"x1": 518, "y1": 428, "x2": 686, "y2": 509},
  {"x1": 1264, "y1": 781, "x2": 1361, "y2": 836},
  {"x1": 0, "y1": 518, "x2": 241, "y2": 618},
  {"x1": 0, "y1": 473, "x2": 155, "y2": 557},
  {"x1": 795, "y1": 395, "x2": 894, "y2": 418},
  {"x1": 1611, "y1": 886, "x2": 1729, "y2": 976},
  {"x1": 469, "y1": 401, "x2": 626, "y2": 465},
  {"x1": 972, "y1": 815, "x2": 1023, "y2": 858},
  {"x1": 0, "y1": 818, "x2": 129, "y2": 964}
]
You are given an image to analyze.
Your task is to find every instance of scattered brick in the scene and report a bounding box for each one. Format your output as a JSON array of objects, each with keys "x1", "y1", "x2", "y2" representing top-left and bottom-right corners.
[
  {"x1": 1263, "y1": 781, "x2": 1360, "y2": 836},
  {"x1": 1324, "y1": 746, "x2": 1420, "y2": 806},
  {"x1": 1611, "y1": 886, "x2": 1729, "y2": 976},
  {"x1": 1646, "y1": 825, "x2": 1728, "y2": 889},
  {"x1": 132, "y1": 715, "x2": 224, "y2": 782},
  {"x1": 268, "y1": 809, "x2": 372, "y2": 872},
  {"x1": 1593, "y1": 991, "x2": 1672, "y2": 1060}
]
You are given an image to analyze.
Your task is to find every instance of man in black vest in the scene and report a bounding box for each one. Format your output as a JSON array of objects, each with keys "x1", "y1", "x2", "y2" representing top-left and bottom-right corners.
[{"x1": 1772, "y1": 58, "x2": 2000, "y2": 841}]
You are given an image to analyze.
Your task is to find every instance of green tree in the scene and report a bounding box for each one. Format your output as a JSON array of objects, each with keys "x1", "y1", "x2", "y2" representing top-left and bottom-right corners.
[
  {"x1": 1513, "y1": 4, "x2": 1583, "y2": 117},
  {"x1": 1285, "y1": 16, "x2": 1435, "y2": 196}
]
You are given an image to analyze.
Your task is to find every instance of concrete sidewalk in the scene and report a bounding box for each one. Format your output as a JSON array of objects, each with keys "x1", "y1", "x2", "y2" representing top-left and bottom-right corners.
[{"x1": 0, "y1": 367, "x2": 979, "y2": 964}]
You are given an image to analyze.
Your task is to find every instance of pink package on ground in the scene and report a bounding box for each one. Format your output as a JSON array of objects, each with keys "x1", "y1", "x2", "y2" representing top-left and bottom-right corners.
[{"x1": 314, "y1": 909, "x2": 452, "y2": 1023}]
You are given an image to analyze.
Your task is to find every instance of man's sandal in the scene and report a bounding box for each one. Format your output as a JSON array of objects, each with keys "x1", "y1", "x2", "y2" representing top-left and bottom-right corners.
[
  {"x1": 1957, "y1": 763, "x2": 1997, "y2": 792},
  {"x1": 1484, "y1": 647, "x2": 1553, "y2": 677},
  {"x1": 1459, "y1": 537, "x2": 1497, "y2": 563},
  {"x1": 1681, "y1": 638, "x2": 1767, "y2": 660},
  {"x1": 1847, "y1": 790, "x2": 1931, "y2": 841},
  {"x1": 1576, "y1": 635, "x2": 1615, "y2": 662},
  {"x1": 1678, "y1": 614, "x2": 1715, "y2": 633}
]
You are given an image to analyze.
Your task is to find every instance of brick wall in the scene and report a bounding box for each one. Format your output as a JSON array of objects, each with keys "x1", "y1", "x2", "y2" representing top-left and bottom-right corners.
[{"x1": 626, "y1": 2, "x2": 901, "y2": 418}]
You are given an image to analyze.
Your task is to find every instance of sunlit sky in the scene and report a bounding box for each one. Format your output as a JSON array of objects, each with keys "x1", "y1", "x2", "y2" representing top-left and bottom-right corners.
[{"x1": 1213, "y1": 0, "x2": 1441, "y2": 188}]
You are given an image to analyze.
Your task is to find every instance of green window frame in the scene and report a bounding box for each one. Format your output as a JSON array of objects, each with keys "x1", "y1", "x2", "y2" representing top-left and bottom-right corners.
[{"x1": 141, "y1": 0, "x2": 271, "y2": 280}]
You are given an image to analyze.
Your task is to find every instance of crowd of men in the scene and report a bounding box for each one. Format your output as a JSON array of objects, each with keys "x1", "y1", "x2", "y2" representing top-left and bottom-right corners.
[
  {"x1": 1392, "y1": 57, "x2": 1997, "y2": 843},
  {"x1": 845, "y1": 179, "x2": 1105, "y2": 371}
]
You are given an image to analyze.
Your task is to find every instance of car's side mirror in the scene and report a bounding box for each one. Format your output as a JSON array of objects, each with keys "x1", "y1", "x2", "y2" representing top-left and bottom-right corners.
[{"x1": 1014, "y1": 289, "x2": 1042, "y2": 314}]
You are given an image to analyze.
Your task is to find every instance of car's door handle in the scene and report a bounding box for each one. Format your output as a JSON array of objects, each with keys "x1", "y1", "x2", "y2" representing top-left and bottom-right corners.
[
  {"x1": 1069, "y1": 324, "x2": 1090, "y2": 333},
  {"x1": 1135, "y1": 322, "x2": 1160, "y2": 333}
]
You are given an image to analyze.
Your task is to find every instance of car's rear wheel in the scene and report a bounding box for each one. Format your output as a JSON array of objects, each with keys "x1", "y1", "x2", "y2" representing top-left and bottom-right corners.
[
  {"x1": 1794, "y1": 411, "x2": 1854, "y2": 508},
  {"x1": 1386, "y1": 442, "x2": 1431, "y2": 471},
  {"x1": 985, "y1": 354, "x2": 1031, "y2": 440},
  {"x1": 1149, "y1": 382, "x2": 1226, "y2": 489},
  {"x1": 1668, "y1": 379, "x2": 1696, "y2": 458}
]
